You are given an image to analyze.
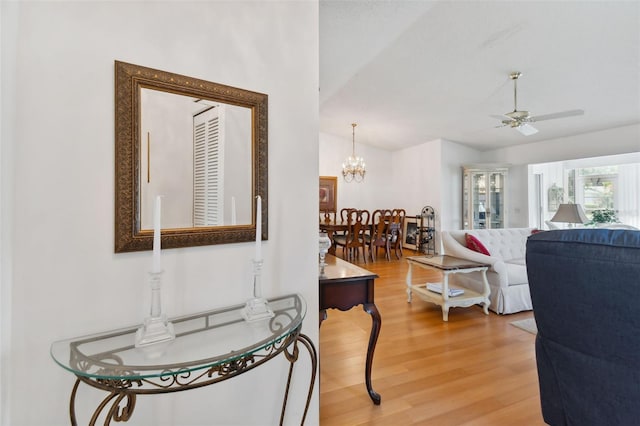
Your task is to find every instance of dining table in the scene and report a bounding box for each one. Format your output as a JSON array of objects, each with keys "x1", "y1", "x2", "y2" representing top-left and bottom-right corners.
[{"x1": 320, "y1": 217, "x2": 395, "y2": 257}]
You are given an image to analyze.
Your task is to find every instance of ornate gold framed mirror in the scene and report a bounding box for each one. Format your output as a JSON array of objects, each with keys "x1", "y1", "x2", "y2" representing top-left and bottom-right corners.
[{"x1": 115, "y1": 61, "x2": 268, "y2": 253}]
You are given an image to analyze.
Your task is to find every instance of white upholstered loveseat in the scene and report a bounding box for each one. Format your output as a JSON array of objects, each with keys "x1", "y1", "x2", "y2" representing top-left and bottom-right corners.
[{"x1": 441, "y1": 228, "x2": 534, "y2": 314}]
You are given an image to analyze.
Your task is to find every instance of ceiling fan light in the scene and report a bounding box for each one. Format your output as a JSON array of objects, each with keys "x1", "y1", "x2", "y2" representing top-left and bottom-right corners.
[{"x1": 517, "y1": 123, "x2": 538, "y2": 136}]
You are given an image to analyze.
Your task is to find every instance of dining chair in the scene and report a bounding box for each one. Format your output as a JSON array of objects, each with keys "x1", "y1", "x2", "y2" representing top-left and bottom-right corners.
[
  {"x1": 388, "y1": 208, "x2": 406, "y2": 259},
  {"x1": 333, "y1": 209, "x2": 370, "y2": 263},
  {"x1": 321, "y1": 210, "x2": 336, "y2": 224},
  {"x1": 368, "y1": 209, "x2": 392, "y2": 261},
  {"x1": 331, "y1": 208, "x2": 354, "y2": 239},
  {"x1": 340, "y1": 208, "x2": 355, "y2": 223}
]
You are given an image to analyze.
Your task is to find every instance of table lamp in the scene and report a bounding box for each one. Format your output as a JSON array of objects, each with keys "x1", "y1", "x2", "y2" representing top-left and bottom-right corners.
[{"x1": 550, "y1": 203, "x2": 588, "y2": 228}]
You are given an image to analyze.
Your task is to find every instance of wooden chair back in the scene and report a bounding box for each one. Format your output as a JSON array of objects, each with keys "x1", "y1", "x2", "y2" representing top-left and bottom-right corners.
[
  {"x1": 340, "y1": 208, "x2": 356, "y2": 223},
  {"x1": 334, "y1": 209, "x2": 370, "y2": 262},
  {"x1": 347, "y1": 209, "x2": 370, "y2": 243},
  {"x1": 321, "y1": 210, "x2": 336, "y2": 224},
  {"x1": 370, "y1": 209, "x2": 392, "y2": 261},
  {"x1": 389, "y1": 208, "x2": 406, "y2": 258}
]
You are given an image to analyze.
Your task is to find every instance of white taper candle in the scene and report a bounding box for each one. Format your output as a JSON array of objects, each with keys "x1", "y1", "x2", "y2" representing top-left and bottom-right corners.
[
  {"x1": 231, "y1": 196, "x2": 237, "y2": 225},
  {"x1": 255, "y1": 195, "x2": 262, "y2": 261},
  {"x1": 152, "y1": 195, "x2": 162, "y2": 272}
]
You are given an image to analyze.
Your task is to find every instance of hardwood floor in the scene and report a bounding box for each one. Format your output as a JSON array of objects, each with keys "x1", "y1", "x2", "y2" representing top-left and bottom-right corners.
[{"x1": 319, "y1": 251, "x2": 544, "y2": 425}]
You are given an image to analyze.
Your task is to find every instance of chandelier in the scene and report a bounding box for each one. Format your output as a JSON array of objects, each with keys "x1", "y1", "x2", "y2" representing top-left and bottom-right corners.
[{"x1": 342, "y1": 123, "x2": 366, "y2": 182}]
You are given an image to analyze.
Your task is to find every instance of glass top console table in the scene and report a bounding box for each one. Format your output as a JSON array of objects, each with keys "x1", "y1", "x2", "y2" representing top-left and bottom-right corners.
[{"x1": 50, "y1": 294, "x2": 316, "y2": 425}]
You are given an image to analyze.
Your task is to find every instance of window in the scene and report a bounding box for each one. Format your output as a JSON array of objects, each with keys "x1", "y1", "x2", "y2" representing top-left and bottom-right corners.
[
  {"x1": 529, "y1": 153, "x2": 640, "y2": 229},
  {"x1": 572, "y1": 167, "x2": 617, "y2": 217}
]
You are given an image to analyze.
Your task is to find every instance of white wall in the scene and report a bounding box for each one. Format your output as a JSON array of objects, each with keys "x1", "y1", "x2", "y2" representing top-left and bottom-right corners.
[
  {"x1": 391, "y1": 139, "x2": 442, "y2": 218},
  {"x1": 1, "y1": 2, "x2": 319, "y2": 425},
  {"x1": 439, "y1": 139, "x2": 485, "y2": 232},
  {"x1": 482, "y1": 124, "x2": 640, "y2": 166},
  {"x1": 140, "y1": 89, "x2": 194, "y2": 228},
  {"x1": 223, "y1": 105, "x2": 253, "y2": 225},
  {"x1": 327, "y1": 124, "x2": 639, "y2": 235},
  {"x1": 319, "y1": 131, "x2": 395, "y2": 212},
  {"x1": 0, "y1": 2, "x2": 14, "y2": 424},
  {"x1": 391, "y1": 138, "x2": 484, "y2": 252},
  {"x1": 530, "y1": 161, "x2": 565, "y2": 226},
  {"x1": 482, "y1": 123, "x2": 640, "y2": 227},
  {"x1": 322, "y1": 135, "x2": 487, "y2": 249}
]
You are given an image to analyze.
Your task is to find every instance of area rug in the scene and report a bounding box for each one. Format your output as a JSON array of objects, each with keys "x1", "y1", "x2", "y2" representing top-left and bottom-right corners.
[{"x1": 510, "y1": 318, "x2": 538, "y2": 335}]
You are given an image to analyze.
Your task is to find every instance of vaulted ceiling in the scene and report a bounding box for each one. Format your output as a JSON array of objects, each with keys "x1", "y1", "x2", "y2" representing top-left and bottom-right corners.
[{"x1": 320, "y1": 1, "x2": 640, "y2": 151}]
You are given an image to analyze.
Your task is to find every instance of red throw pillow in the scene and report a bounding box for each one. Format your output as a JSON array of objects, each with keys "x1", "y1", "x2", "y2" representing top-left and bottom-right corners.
[
  {"x1": 531, "y1": 229, "x2": 543, "y2": 234},
  {"x1": 465, "y1": 233, "x2": 491, "y2": 256}
]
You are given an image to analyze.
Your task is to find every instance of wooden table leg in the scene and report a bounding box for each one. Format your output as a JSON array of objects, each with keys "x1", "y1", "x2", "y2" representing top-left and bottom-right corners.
[
  {"x1": 363, "y1": 303, "x2": 382, "y2": 405},
  {"x1": 319, "y1": 309, "x2": 327, "y2": 327}
]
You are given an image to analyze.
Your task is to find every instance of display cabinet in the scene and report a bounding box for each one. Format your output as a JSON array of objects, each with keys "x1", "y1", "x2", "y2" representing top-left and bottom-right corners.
[{"x1": 462, "y1": 166, "x2": 508, "y2": 229}]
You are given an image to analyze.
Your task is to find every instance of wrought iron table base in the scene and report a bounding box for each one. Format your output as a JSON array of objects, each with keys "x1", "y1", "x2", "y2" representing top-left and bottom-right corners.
[{"x1": 68, "y1": 332, "x2": 317, "y2": 426}]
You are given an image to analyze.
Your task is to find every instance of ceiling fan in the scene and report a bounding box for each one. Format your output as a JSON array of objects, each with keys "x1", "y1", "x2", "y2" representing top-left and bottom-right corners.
[{"x1": 491, "y1": 72, "x2": 584, "y2": 136}]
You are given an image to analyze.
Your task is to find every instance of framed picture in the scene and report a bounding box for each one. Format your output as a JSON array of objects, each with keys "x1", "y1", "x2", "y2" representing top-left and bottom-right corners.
[
  {"x1": 319, "y1": 176, "x2": 337, "y2": 212},
  {"x1": 402, "y1": 217, "x2": 419, "y2": 250}
]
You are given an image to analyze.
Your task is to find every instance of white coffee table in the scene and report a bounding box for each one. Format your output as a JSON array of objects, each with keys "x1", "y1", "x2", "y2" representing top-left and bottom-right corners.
[{"x1": 406, "y1": 255, "x2": 491, "y2": 321}]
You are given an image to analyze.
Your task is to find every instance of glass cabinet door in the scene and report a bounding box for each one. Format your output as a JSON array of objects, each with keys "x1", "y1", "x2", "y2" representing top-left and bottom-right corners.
[
  {"x1": 463, "y1": 171, "x2": 470, "y2": 229},
  {"x1": 462, "y1": 166, "x2": 508, "y2": 229},
  {"x1": 472, "y1": 172, "x2": 487, "y2": 229},
  {"x1": 488, "y1": 172, "x2": 505, "y2": 228}
]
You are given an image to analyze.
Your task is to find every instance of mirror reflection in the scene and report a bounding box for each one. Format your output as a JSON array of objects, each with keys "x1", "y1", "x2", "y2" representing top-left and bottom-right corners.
[
  {"x1": 114, "y1": 60, "x2": 268, "y2": 253},
  {"x1": 140, "y1": 88, "x2": 252, "y2": 229}
]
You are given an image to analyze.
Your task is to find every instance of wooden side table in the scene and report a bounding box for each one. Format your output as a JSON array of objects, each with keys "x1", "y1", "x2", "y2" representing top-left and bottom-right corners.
[
  {"x1": 319, "y1": 255, "x2": 381, "y2": 405},
  {"x1": 406, "y1": 255, "x2": 491, "y2": 321}
]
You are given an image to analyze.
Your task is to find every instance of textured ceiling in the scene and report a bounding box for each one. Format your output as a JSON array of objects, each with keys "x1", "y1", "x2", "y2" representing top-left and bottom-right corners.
[{"x1": 320, "y1": 0, "x2": 640, "y2": 151}]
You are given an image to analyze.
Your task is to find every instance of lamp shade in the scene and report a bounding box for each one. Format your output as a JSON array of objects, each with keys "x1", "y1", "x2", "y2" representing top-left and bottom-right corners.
[{"x1": 550, "y1": 203, "x2": 588, "y2": 224}]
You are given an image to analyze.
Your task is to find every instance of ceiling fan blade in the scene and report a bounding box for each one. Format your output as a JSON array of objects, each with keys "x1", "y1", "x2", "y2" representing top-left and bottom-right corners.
[
  {"x1": 530, "y1": 109, "x2": 584, "y2": 122},
  {"x1": 517, "y1": 123, "x2": 538, "y2": 136},
  {"x1": 490, "y1": 114, "x2": 511, "y2": 121}
]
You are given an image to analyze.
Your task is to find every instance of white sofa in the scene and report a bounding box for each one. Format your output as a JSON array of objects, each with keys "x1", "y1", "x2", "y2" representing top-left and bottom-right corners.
[{"x1": 441, "y1": 228, "x2": 534, "y2": 314}]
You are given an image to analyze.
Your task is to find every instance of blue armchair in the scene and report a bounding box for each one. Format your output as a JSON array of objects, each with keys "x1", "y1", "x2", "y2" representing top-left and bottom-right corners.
[{"x1": 526, "y1": 229, "x2": 640, "y2": 426}]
